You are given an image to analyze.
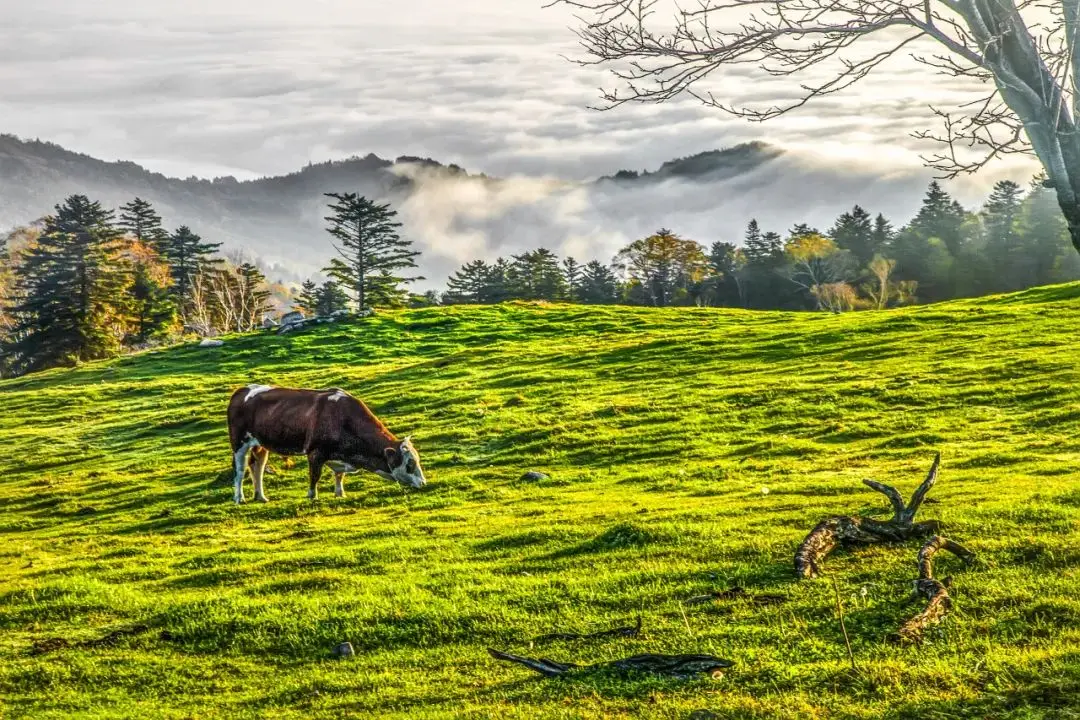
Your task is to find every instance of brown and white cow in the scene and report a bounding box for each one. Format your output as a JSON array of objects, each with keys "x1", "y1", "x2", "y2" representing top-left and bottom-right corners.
[{"x1": 226, "y1": 384, "x2": 426, "y2": 503}]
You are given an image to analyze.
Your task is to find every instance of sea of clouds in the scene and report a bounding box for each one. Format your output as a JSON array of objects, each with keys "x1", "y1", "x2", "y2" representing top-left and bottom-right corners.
[{"x1": 0, "y1": 0, "x2": 1040, "y2": 286}]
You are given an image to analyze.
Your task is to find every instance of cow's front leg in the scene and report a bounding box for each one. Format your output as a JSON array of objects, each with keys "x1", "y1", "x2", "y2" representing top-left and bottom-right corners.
[
  {"x1": 307, "y1": 452, "x2": 325, "y2": 500},
  {"x1": 251, "y1": 447, "x2": 270, "y2": 503},
  {"x1": 334, "y1": 472, "x2": 346, "y2": 498},
  {"x1": 232, "y1": 436, "x2": 258, "y2": 504}
]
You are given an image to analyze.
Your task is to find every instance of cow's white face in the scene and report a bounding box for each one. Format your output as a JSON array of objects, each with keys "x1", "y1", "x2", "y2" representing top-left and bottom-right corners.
[{"x1": 385, "y1": 436, "x2": 426, "y2": 489}]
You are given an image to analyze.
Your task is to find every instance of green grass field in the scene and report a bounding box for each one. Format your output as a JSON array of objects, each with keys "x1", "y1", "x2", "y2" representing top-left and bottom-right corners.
[{"x1": 3, "y1": 287, "x2": 1080, "y2": 719}]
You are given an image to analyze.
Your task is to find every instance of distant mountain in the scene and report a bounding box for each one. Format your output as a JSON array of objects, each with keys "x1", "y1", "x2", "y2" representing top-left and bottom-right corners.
[{"x1": 0, "y1": 135, "x2": 785, "y2": 283}]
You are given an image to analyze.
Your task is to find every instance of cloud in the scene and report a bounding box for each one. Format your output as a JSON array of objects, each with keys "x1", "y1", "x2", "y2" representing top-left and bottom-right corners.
[{"x1": 0, "y1": 0, "x2": 1045, "y2": 288}]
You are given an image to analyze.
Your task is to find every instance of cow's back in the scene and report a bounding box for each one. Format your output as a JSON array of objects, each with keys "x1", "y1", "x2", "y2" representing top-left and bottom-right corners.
[{"x1": 228, "y1": 385, "x2": 327, "y2": 455}]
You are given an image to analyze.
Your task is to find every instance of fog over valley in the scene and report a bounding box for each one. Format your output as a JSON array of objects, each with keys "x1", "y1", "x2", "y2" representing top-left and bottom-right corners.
[{"x1": 0, "y1": 0, "x2": 1040, "y2": 286}]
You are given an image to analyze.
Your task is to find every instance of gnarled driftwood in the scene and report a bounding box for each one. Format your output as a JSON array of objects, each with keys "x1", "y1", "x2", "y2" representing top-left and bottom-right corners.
[
  {"x1": 892, "y1": 535, "x2": 975, "y2": 644},
  {"x1": 488, "y1": 648, "x2": 732, "y2": 680},
  {"x1": 795, "y1": 453, "x2": 943, "y2": 579}
]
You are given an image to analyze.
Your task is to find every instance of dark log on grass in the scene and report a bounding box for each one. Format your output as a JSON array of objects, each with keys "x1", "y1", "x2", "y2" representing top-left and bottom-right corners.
[
  {"x1": 892, "y1": 535, "x2": 975, "y2": 644},
  {"x1": 685, "y1": 586, "x2": 787, "y2": 606},
  {"x1": 795, "y1": 453, "x2": 944, "y2": 579},
  {"x1": 532, "y1": 616, "x2": 642, "y2": 642},
  {"x1": 488, "y1": 648, "x2": 732, "y2": 680}
]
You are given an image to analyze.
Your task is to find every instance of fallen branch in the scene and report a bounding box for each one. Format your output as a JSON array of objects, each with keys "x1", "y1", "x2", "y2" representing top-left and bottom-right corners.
[
  {"x1": 488, "y1": 648, "x2": 732, "y2": 680},
  {"x1": 533, "y1": 616, "x2": 642, "y2": 642},
  {"x1": 795, "y1": 453, "x2": 943, "y2": 579},
  {"x1": 892, "y1": 535, "x2": 975, "y2": 644},
  {"x1": 685, "y1": 586, "x2": 786, "y2": 606}
]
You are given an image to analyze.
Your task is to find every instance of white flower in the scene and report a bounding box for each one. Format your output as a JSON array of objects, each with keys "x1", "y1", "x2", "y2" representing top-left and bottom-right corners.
[{"x1": 760, "y1": 486, "x2": 770, "y2": 495}]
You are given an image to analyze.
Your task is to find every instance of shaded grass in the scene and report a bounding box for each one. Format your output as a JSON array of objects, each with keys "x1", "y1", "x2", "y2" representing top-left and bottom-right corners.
[{"x1": 1, "y1": 291, "x2": 1080, "y2": 718}]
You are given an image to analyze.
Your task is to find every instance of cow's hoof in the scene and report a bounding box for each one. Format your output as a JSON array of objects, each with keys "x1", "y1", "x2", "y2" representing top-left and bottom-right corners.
[
  {"x1": 234, "y1": 497, "x2": 245, "y2": 505},
  {"x1": 255, "y1": 495, "x2": 269, "y2": 503},
  {"x1": 334, "y1": 492, "x2": 345, "y2": 499}
]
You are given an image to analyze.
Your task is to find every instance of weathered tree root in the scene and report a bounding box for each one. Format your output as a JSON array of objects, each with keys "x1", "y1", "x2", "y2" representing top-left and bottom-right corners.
[
  {"x1": 891, "y1": 535, "x2": 975, "y2": 644},
  {"x1": 488, "y1": 648, "x2": 732, "y2": 679},
  {"x1": 532, "y1": 616, "x2": 642, "y2": 643},
  {"x1": 795, "y1": 453, "x2": 944, "y2": 579}
]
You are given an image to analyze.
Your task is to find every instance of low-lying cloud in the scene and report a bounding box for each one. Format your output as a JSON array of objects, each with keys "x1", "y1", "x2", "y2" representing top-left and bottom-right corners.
[{"x1": 0, "y1": 0, "x2": 1043, "y2": 287}]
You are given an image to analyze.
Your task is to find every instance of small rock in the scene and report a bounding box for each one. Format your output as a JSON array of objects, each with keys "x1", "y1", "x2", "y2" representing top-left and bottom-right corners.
[
  {"x1": 520, "y1": 471, "x2": 550, "y2": 482},
  {"x1": 199, "y1": 339, "x2": 224, "y2": 347},
  {"x1": 334, "y1": 642, "x2": 355, "y2": 658}
]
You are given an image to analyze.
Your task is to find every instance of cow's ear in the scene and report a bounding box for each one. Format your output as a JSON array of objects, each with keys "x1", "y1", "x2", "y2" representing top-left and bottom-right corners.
[{"x1": 384, "y1": 447, "x2": 401, "y2": 468}]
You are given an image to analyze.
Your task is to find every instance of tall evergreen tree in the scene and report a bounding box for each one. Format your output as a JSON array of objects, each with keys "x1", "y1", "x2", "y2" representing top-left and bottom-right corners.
[
  {"x1": 706, "y1": 241, "x2": 744, "y2": 306},
  {"x1": 446, "y1": 260, "x2": 492, "y2": 303},
  {"x1": 982, "y1": 180, "x2": 1025, "y2": 286},
  {"x1": 829, "y1": 205, "x2": 877, "y2": 265},
  {"x1": 743, "y1": 220, "x2": 783, "y2": 265},
  {"x1": 872, "y1": 213, "x2": 895, "y2": 252},
  {"x1": 163, "y1": 226, "x2": 222, "y2": 315},
  {"x1": 3, "y1": 195, "x2": 129, "y2": 373},
  {"x1": 314, "y1": 281, "x2": 350, "y2": 316},
  {"x1": 508, "y1": 249, "x2": 567, "y2": 300},
  {"x1": 118, "y1": 198, "x2": 168, "y2": 251},
  {"x1": 125, "y1": 240, "x2": 175, "y2": 343},
  {"x1": 579, "y1": 260, "x2": 620, "y2": 304},
  {"x1": 322, "y1": 193, "x2": 421, "y2": 311},
  {"x1": 563, "y1": 257, "x2": 582, "y2": 301},
  {"x1": 295, "y1": 279, "x2": 318, "y2": 314}
]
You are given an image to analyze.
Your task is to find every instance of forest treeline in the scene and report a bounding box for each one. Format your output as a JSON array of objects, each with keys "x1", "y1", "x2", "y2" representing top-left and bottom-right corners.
[
  {"x1": 440, "y1": 177, "x2": 1080, "y2": 310},
  {"x1": 1, "y1": 176, "x2": 1077, "y2": 377}
]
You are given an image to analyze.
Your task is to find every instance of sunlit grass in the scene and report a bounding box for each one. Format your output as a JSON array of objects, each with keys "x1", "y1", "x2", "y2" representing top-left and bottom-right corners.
[{"x1": 2, "y1": 287, "x2": 1080, "y2": 718}]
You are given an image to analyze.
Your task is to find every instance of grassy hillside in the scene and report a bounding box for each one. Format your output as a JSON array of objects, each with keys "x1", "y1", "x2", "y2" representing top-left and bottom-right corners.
[{"x1": 3, "y1": 288, "x2": 1080, "y2": 719}]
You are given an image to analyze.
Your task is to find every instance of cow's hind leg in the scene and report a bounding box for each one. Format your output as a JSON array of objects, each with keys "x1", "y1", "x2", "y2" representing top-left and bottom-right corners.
[
  {"x1": 334, "y1": 472, "x2": 346, "y2": 498},
  {"x1": 250, "y1": 447, "x2": 270, "y2": 503},
  {"x1": 307, "y1": 452, "x2": 325, "y2": 501},
  {"x1": 232, "y1": 435, "x2": 259, "y2": 504}
]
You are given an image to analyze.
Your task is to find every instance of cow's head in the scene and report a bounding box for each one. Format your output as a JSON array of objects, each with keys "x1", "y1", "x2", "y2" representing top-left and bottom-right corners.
[{"x1": 384, "y1": 436, "x2": 426, "y2": 489}]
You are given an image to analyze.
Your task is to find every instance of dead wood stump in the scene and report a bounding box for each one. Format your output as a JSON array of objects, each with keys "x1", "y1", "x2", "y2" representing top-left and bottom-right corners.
[
  {"x1": 891, "y1": 535, "x2": 975, "y2": 644},
  {"x1": 488, "y1": 648, "x2": 732, "y2": 680},
  {"x1": 795, "y1": 453, "x2": 944, "y2": 579}
]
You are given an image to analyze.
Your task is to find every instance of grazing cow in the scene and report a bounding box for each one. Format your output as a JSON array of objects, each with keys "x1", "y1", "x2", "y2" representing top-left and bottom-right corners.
[{"x1": 226, "y1": 384, "x2": 426, "y2": 504}]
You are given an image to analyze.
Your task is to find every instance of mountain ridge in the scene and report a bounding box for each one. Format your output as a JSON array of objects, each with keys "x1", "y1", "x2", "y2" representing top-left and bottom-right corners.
[{"x1": 0, "y1": 134, "x2": 783, "y2": 283}]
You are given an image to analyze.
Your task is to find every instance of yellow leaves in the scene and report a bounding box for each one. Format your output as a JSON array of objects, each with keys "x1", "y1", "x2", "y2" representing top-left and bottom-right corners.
[{"x1": 784, "y1": 233, "x2": 838, "y2": 262}]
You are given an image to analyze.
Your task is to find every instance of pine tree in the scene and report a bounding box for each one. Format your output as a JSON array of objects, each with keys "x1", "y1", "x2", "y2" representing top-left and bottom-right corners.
[
  {"x1": 872, "y1": 214, "x2": 895, "y2": 252},
  {"x1": 118, "y1": 197, "x2": 168, "y2": 251},
  {"x1": 483, "y1": 258, "x2": 513, "y2": 302},
  {"x1": 446, "y1": 260, "x2": 492, "y2": 303},
  {"x1": 982, "y1": 180, "x2": 1024, "y2": 286},
  {"x1": 706, "y1": 241, "x2": 743, "y2": 306},
  {"x1": 124, "y1": 239, "x2": 175, "y2": 343},
  {"x1": 509, "y1": 249, "x2": 567, "y2": 300},
  {"x1": 322, "y1": 193, "x2": 422, "y2": 311},
  {"x1": 163, "y1": 226, "x2": 222, "y2": 315},
  {"x1": 3, "y1": 195, "x2": 129, "y2": 373},
  {"x1": 295, "y1": 279, "x2": 318, "y2": 314},
  {"x1": 829, "y1": 205, "x2": 877, "y2": 265},
  {"x1": 314, "y1": 281, "x2": 350, "y2": 316},
  {"x1": 743, "y1": 220, "x2": 782, "y2": 265},
  {"x1": 563, "y1": 257, "x2": 582, "y2": 301},
  {"x1": 579, "y1": 261, "x2": 620, "y2": 304},
  {"x1": 907, "y1": 181, "x2": 969, "y2": 255}
]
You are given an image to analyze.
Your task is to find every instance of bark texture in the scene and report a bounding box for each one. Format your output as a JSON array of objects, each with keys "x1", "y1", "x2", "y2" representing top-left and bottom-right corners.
[
  {"x1": 892, "y1": 535, "x2": 976, "y2": 644},
  {"x1": 795, "y1": 453, "x2": 943, "y2": 579},
  {"x1": 488, "y1": 649, "x2": 732, "y2": 679}
]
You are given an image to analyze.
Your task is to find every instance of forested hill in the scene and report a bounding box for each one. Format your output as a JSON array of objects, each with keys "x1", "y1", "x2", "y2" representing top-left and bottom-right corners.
[{"x1": 0, "y1": 135, "x2": 782, "y2": 281}]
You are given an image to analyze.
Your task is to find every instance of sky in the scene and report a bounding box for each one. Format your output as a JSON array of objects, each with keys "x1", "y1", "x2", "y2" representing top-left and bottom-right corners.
[{"x1": 0, "y1": 0, "x2": 1042, "y2": 282}]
